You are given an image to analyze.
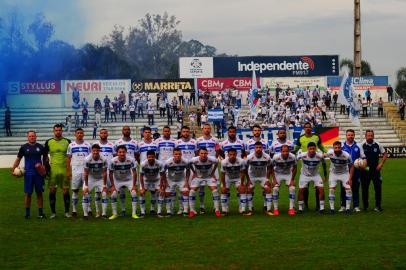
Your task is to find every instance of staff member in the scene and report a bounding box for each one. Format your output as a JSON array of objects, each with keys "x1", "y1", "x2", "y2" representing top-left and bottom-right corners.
[
  {"x1": 12, "y1": 130, "x2": 47, "y2": 219},
  {"x1": 361, "y1": 129, "x2": 387, "y2": 212},
  {"x1": 294, "y1": 122, "x2": 327, "y2": 210}
]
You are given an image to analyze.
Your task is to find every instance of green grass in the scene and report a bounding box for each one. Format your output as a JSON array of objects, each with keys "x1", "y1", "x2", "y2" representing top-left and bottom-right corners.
[{"x1": 1, "y1": 160, "x2": 405, "y2": 270}]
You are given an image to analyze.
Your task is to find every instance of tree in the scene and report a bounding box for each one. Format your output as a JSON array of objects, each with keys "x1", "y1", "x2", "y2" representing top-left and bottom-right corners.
[
  {"x1": 395, "y1": 67, "x2": 406, "y2": 98},
  {"x1": 340, "y1": 58, "x2": 374, "y2": 76},
  {"x1": 28, "y1": 13, "x2": 54, "y2": 51}
]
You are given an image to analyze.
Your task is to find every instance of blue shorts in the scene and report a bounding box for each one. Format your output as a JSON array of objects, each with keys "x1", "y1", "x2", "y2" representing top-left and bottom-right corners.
[{"x1": 24, "y1": 174, "x2": 44, "y2": 194}]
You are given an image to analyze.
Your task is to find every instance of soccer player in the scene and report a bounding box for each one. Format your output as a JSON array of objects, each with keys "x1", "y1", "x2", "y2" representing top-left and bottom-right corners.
[
  {"x1": 361, "y1": 130, "x2": 388, "y2": 212},
  {"x1": 245, "y1": 124, "x2": 269, "y2": 155},
  {"x1": 246, "y1": 141, "x2": 273, "y2": 216},
  {"x1": 220, "y1": 126, "x2": 246, "y2": 158},
  {"x1": 294, "y1": 122, "x2": 327, "y2": 211},
  {"x1": 12, "y1": 130, "x2": 47, "y2": 219},
  {"x1": 220, "y1": 148, "x2": 246, "y2": 215},
  {"x1": 326, "y1": 141, "x2": 354, "y2": 214},
  {"x1": 341, "y1": 129, "x2": 366, "y2": 212},
  {"x1": 139, "y1": 151, "x2": 166, "y2": 217},
  {"x1": 66, "y1": 128, "x2": 91, "y2": 217},
  {"x1": 269, "y1": 128, "x2": 294, "y2": 155},
  {"x1": 108, "y1": 145, "x2": 138, "y2": 220},
  {"x1": 189, "y1": 147, "x2": 220, "y2": 217},
  {"x1": 114, "y1": 125, "x2": 138, "y2": 216},
  {"x1": 82, "y1": 144, "x2": 108, "y2": 219},
  {"x1": 196, "y1": 123, "x2": 220, "y2": 214},
  {"x1": 44, "y1": 124, "x2": 71, "y2": 218},
  {"x1": 270, "y1": 144, "x2": 297, "y2": 216},
  {"x1": 177, "y1": 126, "x2": 197, "y2": 214},
  {"x1": 297, "y1": 142, "x2": 327, "y2": 214},
  {"x1": 93, "y1": 128, "x2": 115, "y2": 189},
  {"x1": 164, "y1": 148, "x2": 190, "y2": 216},
  {"x1": 156, "y1": 126, "x2": 178, "y2": 211}
]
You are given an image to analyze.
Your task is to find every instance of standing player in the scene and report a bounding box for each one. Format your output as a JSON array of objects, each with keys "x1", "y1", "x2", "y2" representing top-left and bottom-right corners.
[
  {"x1": 270, "y1": 144, "x2": 297, "y2": 216},
  {"x1": 220, "y1": 148, "x2": 246, "y2": 215},
  {"x1": 245, "y1": 125, "x2": 269, "y2": 155},
  {"x1": 12, "y1": 130, "x2": 47, "y2": 219},
  {"x1": 139, "y1": 151, "x2": 166, "y2": 217},
  {"x1": 269, "y1": 128, "x2": 294, "y2": 155},
  {"x1": 220, "y1": 126, "x2": 246, "y2": 158},
  {"x1": 44, "y1": 124, "x2": 71, "y2": 218},
  {"x1": 341, "y1": 129, "x2": 366, "y2": 212},
  {"x1": 177, "y1": 126, "x2": 197, "y2": 214},
  {"x1": 138, "y1": 127, "x2": 159, "y2": 214},
  {"x1": 82, "y1": 144, "x2": 108, "y2": 219},
  {"x1": 246, "y1": 142, "x2": 273, "y2": 216},
  {"x1": 297, "y1": 142, "x2": 327, "y2": 214},
  {"x1": 164, "y1": 148, "x2": 190, "y2": 216},
  {"x1": 196, "y1": 123, "x2": 220, "y2": 214},
  {"x1": 66, "y1": 128, "x2": 91, "y2": 217},
  {"x1": 326, "y1": 141, "x2": 354, "y2": 214},
  {"x1": 114, "y1": 125, "x2": 138, "y2": 216},
  {"x1": 155, "y1": 126, "x2": 178, "y2": 210},
  {"x1": 108, "y1": 145, "x2": 138, "y2": 220},
  {"x1": 189, "y1": 148, "x2": 220, "y2": 217}
]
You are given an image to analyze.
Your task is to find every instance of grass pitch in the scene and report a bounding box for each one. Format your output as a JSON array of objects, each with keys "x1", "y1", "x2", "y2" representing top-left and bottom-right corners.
[{"x1": 0, "y1": 160, "x2": 405, "y2": 270}]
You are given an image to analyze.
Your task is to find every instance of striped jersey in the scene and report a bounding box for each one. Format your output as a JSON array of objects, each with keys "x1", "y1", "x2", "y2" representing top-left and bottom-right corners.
[
  {"x1": 165, "y1": 157, "x2": 190, "y2": 182},
  {"x1": 190, "y1": 156, "x2": 218, "y2": 179},
  {"x1": 327, "y1": 149, "x2": 352, "y2": 175},
  {"x1": 140, "y1": 159, "x2": 164, "y2": 182},
  {"x1": 297, "y1": 151, "x2": 325, "y2": 177},
  {"x1": 271, "y1": 152, "x2": 297, "y2": 175},
  {"x1": 220, "y1": 157, "x2": 245, "y2": 181},
  {"x1": 220, "y1": 138, "x2": 245, "y2": 158},
  {"x1": 93, "y1": 141, "x2": 115, "y2": 164},
  {"x1": 109, "y1": 156, "x2": 136, "y2": 182},
  {"x1": 84, "y1": 155, "x2": 107, "y2": 180},
  {"x1": 246, "y1": 152, "x2": 271, "y2": 179},
  {"x1": 67, "y1": 141, "x2": 91, "y2": 167},
  {"x1": 269, "y1": 139, "x2": 295, "y2": 154},
  {"x1": 177, "y1": 138, "x2": 197, "y2": 160},
  {"x1": 156, "y1": 137, "x2": 177, "y2": 162},
  {"x1": 245, "y1": 138, "x2": 269, "y2": 155},
  {"x1": 114, "y1": 138, "x2": 138, "y2": 159},
  {"x1": 138, "y1": 140, "x2": 158, "y2": 163},
  {"x1": 196, "y1": 136, "x2": 219, "y2": 157}
]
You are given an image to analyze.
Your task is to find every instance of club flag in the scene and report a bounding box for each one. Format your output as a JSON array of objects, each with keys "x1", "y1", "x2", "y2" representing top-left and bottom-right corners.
[
  {"x1": 249, "y1": 70, "x2": 260, "y2": 118},
  {"x1": 339, "y1": 71, "x2": 361, "y2": 126}
]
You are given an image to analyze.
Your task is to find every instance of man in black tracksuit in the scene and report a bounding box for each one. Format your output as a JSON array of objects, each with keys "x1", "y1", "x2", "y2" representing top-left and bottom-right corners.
[{"x1": 361, "y1": 130, "x2": 388, "y2": 212}]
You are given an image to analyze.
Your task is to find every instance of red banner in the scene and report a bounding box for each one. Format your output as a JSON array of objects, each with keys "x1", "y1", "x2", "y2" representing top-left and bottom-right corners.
[
  {"x1": 20, "y1": 81, "x2": 61, "y2": 94},
  {"x1": 197, "y1": 78, "x2": 261, "y2": 91}
]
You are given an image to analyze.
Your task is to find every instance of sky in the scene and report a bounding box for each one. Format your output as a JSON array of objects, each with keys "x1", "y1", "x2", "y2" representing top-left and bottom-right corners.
[{"x1": 1, "y1": 0, "x2": 405, "y2": 84}]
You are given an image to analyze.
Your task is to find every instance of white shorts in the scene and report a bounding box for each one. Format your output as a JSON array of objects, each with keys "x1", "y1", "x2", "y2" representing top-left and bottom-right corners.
[
  {"x1": 224, "y1": 179, "x2": 242, "y2": 189},
  {"x1": 84, "y1": 179, "x2": 103, "y2": 193},
  {"x1": 143, "y1": 181, "x2": 160, "y2": 192},
  {"x1": 299, "y1": 174, "x2": 324, "y2": 188},
  {"x1": 191, "y1": 177, "x2": 218, "y2": 188},
  {"x1": 165, "y1": 180, "x2": 188, "y2": 193},
  {"x1": 329, "y1": 173, "x2": 350, "y2": 189},
  {"x1": 116, "y1": 180, "x2": 135, "y2": 192},
  {"x1": 72, "y1": 172, "x2": 84, "y2": 190},
  {"x1": 248, "y1": 178, "x2": 268, "y2": 189},
  {"x1": 274, "y1": 173, "x2": 293, "y2": 186}
]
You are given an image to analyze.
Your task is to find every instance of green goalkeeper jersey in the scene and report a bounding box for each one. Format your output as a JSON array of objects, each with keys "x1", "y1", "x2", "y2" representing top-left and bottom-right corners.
[
  {"x1": 44, "y1": 137, "x2": 71, "y2": 166},
  {"x1": 294, "y1": 134, "x2": 327, "y2": 153}
]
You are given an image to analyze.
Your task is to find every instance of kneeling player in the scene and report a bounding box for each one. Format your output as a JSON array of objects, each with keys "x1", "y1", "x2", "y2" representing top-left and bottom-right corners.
[
  {"x1": 246, "y1": 142, "x2": 273, "y2": 216},
  {"x1": 108, "y1": 145, "x2": 139, "y2": 220},
  {"x1": 164, "y1": 148, "x2": 190, "y2": 216},
  {"x1": 139, "y1": 151, "x2": 166, "y2": 218},
  {"x1": 189, "y1": 147, "x2": 220, "y2": 217},
  {"x1": 271, "y1": 144, "x2": 297, "y2": 216},
  {"x1": 220, "y1": 148, "x2": 246, "y2": 215},
  {"x1": 297, "y1": 142, "x2": 327, "y2": 214},
  {"x1": 327, "y1": 141, "x2": 354, "y2": 214},
  {"x1": 82, "y1": 144, "x2": 108, "y2": 219}
]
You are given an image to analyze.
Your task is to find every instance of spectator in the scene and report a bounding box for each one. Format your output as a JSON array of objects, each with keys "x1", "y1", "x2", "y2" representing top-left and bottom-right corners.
[
  {"x1": 332, "y1": 91, "x2": 338, "y2": 112},
  {"x1": 387, "y1": 85, "x2": 393, "y2": 102},
  {"x1": 184, "y1": 95, "x2": 190, "y2": 114},
  {"x1": 377, "y1": 97, "x2": 384, "y2": 117},
  {"x1": 82, "y1": 107, "x2": 88, "y2": 126},
  {"x1": 177, "y1": 108, "x2": 184, "y2": 125},
  {"x1": 94, "y1": 97, "x2": 101, "y2": 109},
  {"x1": 129, "y1": 102, "x2": 135, "y2": 122},
  {"x1": 95, "y1": 106, "x2": 102, "y2": 126},
  {"x1": 137, "y1": 98, "x2": 144, "y2": 118},
  {"x1": 159, "y1": 98, "x2": 166, "y2": 117},
  {"x1": 74, "y1": 112, "x2": 80, "y2": 128},
  {"x1": 119, "y1": 91, "x2": 126, "y2": 113},
  {"x1": 121, "y1": 103, "x2": 128, "y2": 122},
  {"x1": 399, "y1": 99, "x2": 405, "y2": 120},
  {"x1": 4, "y1": 106, "x2": 11, "y2": 136},
  {"x1": 66, "y1": 115, "x2": 72, "y2": 134},
  {"x1": 177, "y1": 88, "x2": 184, "y2": 106},
  {"x1": 110, "y1": 103, "x2": 116, "y2": 122},
  {"x1": 92, "y1": 122, "x2": 98, "y2": 139},
  {"x1": 0, "y1": 85, "x2": 7, "y2": 108},
  {"x1": 166, "y1": 102, "x2": 173, "y2": 126},
  {"x1": 361, "y1": 98, "x2": 368, "y2": 117},
  {"x1": 81, "y1": 98, "x2": 89, "y2": 109},
  {"x1": 201, "y1": 111, "x2": 208, "y2": 128},
  {"x1": 365, "y1": 88, "x2": 372, "y2": 105},
  {"x1": 147, "y1": 105, "x2": 155, "y2": 125},
  {"x1": 190, "y1": 91, "x2": 196, "y2": 106}
]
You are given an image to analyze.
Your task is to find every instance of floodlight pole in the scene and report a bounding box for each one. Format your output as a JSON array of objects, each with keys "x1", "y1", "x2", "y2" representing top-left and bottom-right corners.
[{"x1": 354, "y1": 0, "x2": 362, "y2": 77}]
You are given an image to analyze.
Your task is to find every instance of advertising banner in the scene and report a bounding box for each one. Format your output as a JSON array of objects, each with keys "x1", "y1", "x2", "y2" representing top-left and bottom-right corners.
[
  {"x1": 179, "y1": 57, "x2": 214, "y2": 78},
  {"x1": 327, "y1": 76, "x2": 388, "y2": 91},
  {"x1": 197, "y1": 78, "x2": 260, "y2": 91},
  {"x1": 384, "y1": 146, "x2": 406, "y2": 158},
  {"x1": 131, "y1": 79, "x2": 194, "y2": 92},
  {"x1": 262, "y1": 77, "x2": 326, "y2": 90},
  {"x1": 6, "y1": 81, "x2": 61, "y2": 94},
  {"x1": 213, "y1": 55, "x2": 339, "y2": 77}
]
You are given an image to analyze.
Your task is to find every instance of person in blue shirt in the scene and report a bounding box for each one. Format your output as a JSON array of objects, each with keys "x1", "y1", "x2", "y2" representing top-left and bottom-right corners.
[
  {"x1": 12, "y1": 130, "x2": 47, "y2": 219},
  {"x1": 340, "y1": 129, "x2": 366, "y2": 212}
]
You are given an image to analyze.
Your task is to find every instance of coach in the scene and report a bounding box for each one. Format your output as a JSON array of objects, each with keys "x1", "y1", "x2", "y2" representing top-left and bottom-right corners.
[
  {"x1": 361, "y1": 129, "x2": 387, "y2": 212},
  {"x1": 12, "y1": 130, "x2": 47, "y2": 219}
]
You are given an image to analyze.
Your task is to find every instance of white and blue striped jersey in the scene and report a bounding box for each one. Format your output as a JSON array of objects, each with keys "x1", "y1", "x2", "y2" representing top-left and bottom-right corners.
[
  {"x1": 94, "y1": 141, "x2": 115, "y2": 164},
  {"x1": 140, "y1": 159, "x2": 164, "y2": 182},
  {"x1": 177, "y1": 138, "x2": 197, "y2": 160},
  {"x1": 114, "y1": 138, "x2": 138, "y2": 159},
  {"x1": 138, "y1": 140, "x2": 158, "y2": 163},
  {"x1": 269, "y1": 139, "x2": 295, "y2": 154},
  {"x1": 246, "y1": 152, "x2": 271, "y2": 180},
  {"x1": 156, "y1": 137, "x2": 177, "y2": 162},
  {"x1": 326, "y1": 149, "x2": 352, "y2": 175},
  {"x1": 84, "y1": 155, "x2": 107, "y2": 180},
  {"x1": 164, "y1": 157, "x2": 190, "y2": 182},
  {"x1": 109, "y1": 156, "x2": 136, "y2": 182},
  {"x1": 245, "y1": 138, "x2": 269, "y2": 155},
  {"x1": 196, "y1": 136, "x2": 219, "y2": 157},
  {"x1": 220, "y1": 138, "x2": 245, "y2": 158},
  {"x1": 67, "y1": 141, "x2": 91, "y2": 168},
  {"x1": 271, "y1": 153, "x2": 297, "y2": 175},
  {"x1": 190, "y1": 156, "x2": 218, "y2": 179},
  {"x1": 220, "y1": 157, "x2": 245, "y2": 181},
  {"x1": 297, "y1": 151, "x2": 325, "y2": 177}
]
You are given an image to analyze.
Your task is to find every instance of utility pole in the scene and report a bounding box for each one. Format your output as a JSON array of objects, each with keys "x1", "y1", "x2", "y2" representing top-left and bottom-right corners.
[{"x1": 354, "y1": 0, "x2": 361, "y2": 76}]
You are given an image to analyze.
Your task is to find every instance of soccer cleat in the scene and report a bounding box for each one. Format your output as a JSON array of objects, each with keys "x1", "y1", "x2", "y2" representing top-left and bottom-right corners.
[
  {"x1": 297, "y1": 210, "x2": 303, "y2": 214},
  {"x1": 354, "y1": 207, "x2": 361, "y2": 212},
  {"x1": 346, "y1": 209, "x2": 352, "y2": 215},
  {"x1": 102, "y1": 215, "x2": 108, "y2": 219},
  {"x1": 288, "y1": 209, "x2": 295, "y2": 216},
  {"x1": 182, "y1": 212, "x2": 189, "y2": 217},
  {"x1": 189, "y1": 211, "x2": 196, "y2": 218},
  {"x1": 374, "y1": 207, "x2": 383, "y2": 212},
  {"x1": 37, "y1": 214, "x2": 47, "y2": 219},
  {"x1": 50, "y1": 213, "x2": 56, "y2": 219},
  {"x1": 166, "y1": 213, "x2": 173, "y2": 218},
  {"x1": 88, "y1": 211, "x2": 93, "y2": 217},
  {"x1": 64, "y1": 212, "x2": 72, "y2": 218},
  {"x1": 132, "y1": 214, "x2": 140, "y2": 219},
  {"x1": 329, "y1": 209, "x2": 335, "y2": 215},
  {"x1": 72, "y1": 212, "x2": 78, "y2": 218},
  {"x1": 157, "y1": 213, "x2": 165, "y2": 218},
  {"x1": 95, "y1": 211, "x2": 101, "y2": 218},
  {"x1": 266, "y1": 211, "x2": 274, "y2": 216},
  {"x1": 199, "y1": 208, "x2": 206, "y2": 214},
  {"x1": 25, "y1": 215, "x2": 30, "y2": 219},
  {"x1": 177, "y1": 209, "x2": 183, "y2": 215},
  {"x1": 273, "y1": 209, "x2": 279, "y2": 216},
  {"x1": 239, "y1": 211, "x2": 246, "y2": 216},
  {"x1": 121, "y1": 211, "x2": 126, "y2": 217},
  {"x1": 221, "y1": 211, "x2": 229, "y2": 217},
  {"x1": 150, "y1": 210, "x2": 156, "y2": 216},
  {"x1": 263, "y1": 206, "x2": 267, "y2": 213},
  {"x1": 338, "y1": 206, "x2": 346, "y2": 213},
  {"x1": 138, "y1": 213, "x2": 145, "y2": 218},
  {"x1": 108, "y1": 214, "x2": 119, "y2": 220},
  {"x1": 82, "y1": 216, "x2": 89, "y2": 221},
  {"x1": 319, "y1": 210, "x2": 325, "y2": 215},
  {"x1": 244, "y1": 210, "x2": 253, "y2": 216},
  {"x1": 215, "y1": 210, "x2": 221, "y2": 217}
]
